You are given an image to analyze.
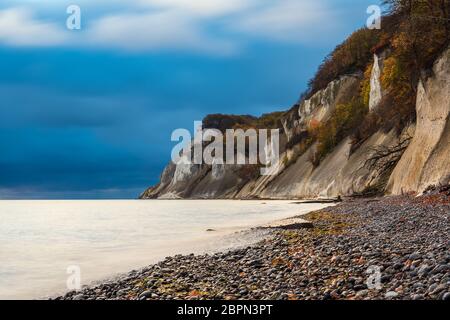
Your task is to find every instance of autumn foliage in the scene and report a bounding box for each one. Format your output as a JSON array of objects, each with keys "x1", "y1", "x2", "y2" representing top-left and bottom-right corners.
[
  {"x1": 294, "y1": 0, "x2": 450, "y2": 166},
  {"x1": 305, "y1": 28, "x2": 381, "y2": 99}
]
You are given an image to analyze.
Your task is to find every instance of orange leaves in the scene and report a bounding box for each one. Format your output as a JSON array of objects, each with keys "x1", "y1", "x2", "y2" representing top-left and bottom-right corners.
[
  {"x1": 362, "y1": 63, "x2": 374, "y2": 108},
  {"x1": 380, "y1": 57, "x2": 400, "y2": 91},
  {"x1": 307, "y1": 28, "x2": 381, "y2": 98}
]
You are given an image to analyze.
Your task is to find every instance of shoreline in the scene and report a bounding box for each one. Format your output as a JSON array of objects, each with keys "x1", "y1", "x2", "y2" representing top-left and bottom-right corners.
[{"x1": 56, "y1": 190, "x2": 449, "y2": 301}]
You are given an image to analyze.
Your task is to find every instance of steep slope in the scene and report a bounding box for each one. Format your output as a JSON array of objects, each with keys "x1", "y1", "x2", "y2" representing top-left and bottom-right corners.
[
  {"x1": 141, "y1": 47, "x2": 449, "y2": 199},
  {"x1": 141, "y1": 1, "x2": 450, "y2": 199},
  {"x1": 387, "y1": 47, "x2": 450, "y2": 194}
]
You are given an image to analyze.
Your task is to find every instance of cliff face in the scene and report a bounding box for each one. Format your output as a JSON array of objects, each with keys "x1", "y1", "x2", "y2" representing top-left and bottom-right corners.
[
  {"x1": 141, "y1": 47, "x2": 450, "y2": 200},
  {"x1": 140, "y1": 160, "x2": 249, "y2": 199},
  {"x1": 387, "y1": 47, "x2": 450, "y2": 194},
  {"x1": 282, "y1": 74, "x2": 361, "y2": 141},
  {"x1": 240, "y1": 131, "x2": 400, "y2": 199},
  {"x1": 369, "y1": 50, "x2": 390, "y2": 111}
]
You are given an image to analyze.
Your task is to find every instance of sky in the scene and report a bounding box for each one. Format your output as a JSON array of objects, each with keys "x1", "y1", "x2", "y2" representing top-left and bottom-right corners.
[{"x1": 0, "y1": 0, "x2": 383, "y2": 199}]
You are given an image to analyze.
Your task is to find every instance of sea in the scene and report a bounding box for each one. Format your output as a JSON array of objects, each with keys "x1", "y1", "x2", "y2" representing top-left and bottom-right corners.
[{"x1": 0, "y1": 200, "x2": 332, "y2": 299}]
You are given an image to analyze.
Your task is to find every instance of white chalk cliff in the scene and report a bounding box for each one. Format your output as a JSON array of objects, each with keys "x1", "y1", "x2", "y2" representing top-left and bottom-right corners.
[
  {"x1": 141, "y1": 47, "x2": 450, "y2": 199},
  {"x1": 369, "y1": 53, "x2": 384, "y2": 111},
  {"x1": 387, "y1": 47, "x2": 450, "y2": 194}
]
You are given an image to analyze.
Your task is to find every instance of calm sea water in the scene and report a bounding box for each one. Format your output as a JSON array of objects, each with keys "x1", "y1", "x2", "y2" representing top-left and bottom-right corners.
[{"x1": 0, "y1": 200, "x2": 331, "y2": 300}]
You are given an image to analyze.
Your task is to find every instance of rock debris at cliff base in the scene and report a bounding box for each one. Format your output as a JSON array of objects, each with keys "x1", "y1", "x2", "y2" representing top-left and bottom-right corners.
[{"x1": 58, "y1": 189, "x2": 449, "y2": 301}]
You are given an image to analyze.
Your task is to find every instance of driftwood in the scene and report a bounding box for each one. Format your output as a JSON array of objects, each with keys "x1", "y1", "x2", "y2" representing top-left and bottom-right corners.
[
  {"x1": 353, "y1": 134, "x2": 413, "y2": 197},
  {"x1": 363, "y1": 134, "x2": 412, "y2": 178}
]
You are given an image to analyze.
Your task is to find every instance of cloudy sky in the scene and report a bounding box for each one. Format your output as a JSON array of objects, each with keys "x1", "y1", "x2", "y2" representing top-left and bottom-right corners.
[{"x1": 0, "y1": 0, "x2": 382, "y2": 199}]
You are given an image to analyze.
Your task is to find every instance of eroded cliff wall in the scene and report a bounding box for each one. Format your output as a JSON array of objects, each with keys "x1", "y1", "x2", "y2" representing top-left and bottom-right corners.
[
  {"x1": 387, "y1": 47, "x2": 450, "y2": 194},
  {"x1": 141, "y1": 47, "x2": 450, "y2": 200}
]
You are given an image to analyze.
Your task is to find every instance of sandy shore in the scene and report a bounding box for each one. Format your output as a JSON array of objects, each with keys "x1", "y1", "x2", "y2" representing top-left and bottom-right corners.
[{"x1": 56, "y1": 188, "x2": 449, "y2": 300}]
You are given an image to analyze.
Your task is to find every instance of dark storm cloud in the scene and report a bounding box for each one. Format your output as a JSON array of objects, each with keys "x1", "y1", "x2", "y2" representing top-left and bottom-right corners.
[{"x1": 0, "y1": 0, "x2": 381, "y2": 198}]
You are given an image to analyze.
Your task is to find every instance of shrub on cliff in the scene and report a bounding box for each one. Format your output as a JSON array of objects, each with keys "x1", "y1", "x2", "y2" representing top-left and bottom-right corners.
[
  {"x1": 311, "y1": 98, "x2": 368, "y2": 166},
  {"x1": 203, "y1": 112, "x2": 285, "y2": 132},
  {"x1": 306, "y1": 28, "x2": 382, "y2": 99},
  {"x1": 361, "y1": 63, "x2": 374, "y2": 108},
  {"x1": 203, "y1": 114, "x2": 256, "y2": 132},
  {"x1": 352, "y1": 0, "x2": 450, "y2": 146},
  {"x1": 252, "y1": 112, "x2": 285, "y2": 130}
]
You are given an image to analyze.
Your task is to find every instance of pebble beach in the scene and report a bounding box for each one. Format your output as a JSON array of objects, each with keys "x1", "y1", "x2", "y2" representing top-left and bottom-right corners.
[{"x1": 57, "y1": 187, "x2": 450, "y2": 301}]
